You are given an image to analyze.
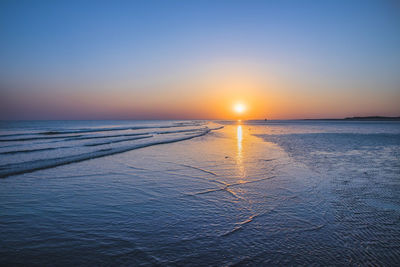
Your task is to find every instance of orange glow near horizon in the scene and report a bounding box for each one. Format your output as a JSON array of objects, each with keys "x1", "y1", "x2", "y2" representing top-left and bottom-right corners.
[{"x1": 3, "y1": 59, "x2": 399, "y2": 120}]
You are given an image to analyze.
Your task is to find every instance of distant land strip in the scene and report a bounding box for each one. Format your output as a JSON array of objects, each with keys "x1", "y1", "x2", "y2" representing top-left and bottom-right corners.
[{"x1": 304, "y1": 116, "x2": 400, "y2": 121}]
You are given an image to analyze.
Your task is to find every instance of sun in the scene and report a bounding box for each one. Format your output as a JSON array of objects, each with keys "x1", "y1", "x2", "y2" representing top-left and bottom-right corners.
[{"x1": 234, "y1": 103, "x2": 246, "y2": 114}]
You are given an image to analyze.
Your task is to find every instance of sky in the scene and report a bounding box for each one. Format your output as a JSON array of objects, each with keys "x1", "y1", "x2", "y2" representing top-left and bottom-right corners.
[{"x1": 1, "y1": 0, "x2": 399, "y2": 120}]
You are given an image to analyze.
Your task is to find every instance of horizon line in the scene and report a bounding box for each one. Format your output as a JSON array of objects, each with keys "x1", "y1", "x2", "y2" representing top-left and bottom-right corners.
[{"x1": 1, "y1": 116, "x2": 400, "y2": 122}]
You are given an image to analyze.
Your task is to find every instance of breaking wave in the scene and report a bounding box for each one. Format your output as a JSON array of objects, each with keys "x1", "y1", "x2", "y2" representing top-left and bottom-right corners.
[{"x1": 0, "y1": 121, "x2": 222, "y2": 178}]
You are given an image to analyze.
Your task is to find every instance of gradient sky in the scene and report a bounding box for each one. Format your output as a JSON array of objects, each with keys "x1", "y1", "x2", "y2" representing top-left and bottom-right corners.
[{"x1": 1, "y1": 0, "x2": 399, "y2": 119}]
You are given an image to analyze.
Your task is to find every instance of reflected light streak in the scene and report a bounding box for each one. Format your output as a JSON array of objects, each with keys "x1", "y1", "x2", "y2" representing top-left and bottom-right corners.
[
  {"x1": 236, "y1": 124, "x2": 245, "y2": 178},
  {"x1": 237, "y1": 125, "x2": 243, "y2": 156}
]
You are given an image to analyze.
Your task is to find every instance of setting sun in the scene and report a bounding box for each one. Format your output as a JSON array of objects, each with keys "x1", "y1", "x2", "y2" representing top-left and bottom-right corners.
[{"x1": 234, "y1": 103, "x2": 246, "y2": 114}]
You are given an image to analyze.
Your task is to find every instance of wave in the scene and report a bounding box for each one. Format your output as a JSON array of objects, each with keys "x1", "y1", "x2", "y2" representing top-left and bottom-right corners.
[
  {"x1": 84, "y1": 135, "x2": 153, "y2": 146},
  {"x1": 39, "y1": 122, "x2": 202, "y2": 135},
  {"x1": 0, "y1": 134, "x2": 84, "y2": 142},
  {"x1": 157, "y1": 128, "x2": 208, "y2": 134},
  {"x1": 0, "y1": 133, "x2": 35, "y2": 138},
  {"x1": 0, "y1": 125, "x2": 208, "y2": 143},
  {"x1": 0, "y1": 147, "x2": 60, "y2": 155},
  {"x1": 65, "y1": 132, "x2": 149, "y2": 141},
  {"x1": 0, "y1": 129, "x2": 212, "y2": 178},
  {"x1": 0, "y1": 127, "x2": 191, "y2": 142}
]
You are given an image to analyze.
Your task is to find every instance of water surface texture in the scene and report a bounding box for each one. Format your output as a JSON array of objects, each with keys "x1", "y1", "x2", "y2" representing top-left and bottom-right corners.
[{"x1": 0, "y1": 120, "x2": 399, "y2": 266}]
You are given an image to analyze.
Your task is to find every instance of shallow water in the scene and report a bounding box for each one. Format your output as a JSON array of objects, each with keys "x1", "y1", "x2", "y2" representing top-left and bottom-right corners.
[{"x1": 0, "y1": 120, "x2": 399, "y2": 265}]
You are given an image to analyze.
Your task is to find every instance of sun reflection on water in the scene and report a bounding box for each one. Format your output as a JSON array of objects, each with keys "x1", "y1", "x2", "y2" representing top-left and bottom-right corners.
[
  {"x1": 236, "y1": 124, "x2": 245, "y2": 178},
  {"x1": 237, "y1": 125, "x2": 242, "y2": 158}
]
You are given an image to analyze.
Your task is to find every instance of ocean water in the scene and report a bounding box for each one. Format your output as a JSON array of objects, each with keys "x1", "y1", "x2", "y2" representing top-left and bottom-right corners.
[{"x1": 0, "y1": 120, "x2": 399, "y2": 265}]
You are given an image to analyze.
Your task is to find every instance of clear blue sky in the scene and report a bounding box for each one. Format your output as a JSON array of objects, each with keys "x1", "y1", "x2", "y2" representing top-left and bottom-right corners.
[{"x1": 1, "y1": 0, "x2": 399, "y2": 119}]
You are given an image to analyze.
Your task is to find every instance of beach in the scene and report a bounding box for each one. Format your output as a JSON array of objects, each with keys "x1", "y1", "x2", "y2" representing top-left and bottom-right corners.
[{"x1": 1, "y1": 120, "x2": 400, "y2": 265}]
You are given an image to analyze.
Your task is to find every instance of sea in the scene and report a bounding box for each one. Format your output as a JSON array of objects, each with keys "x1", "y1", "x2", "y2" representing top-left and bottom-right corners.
[{"x1": 0, "y1": 120, "x2": 399, "y2": 266}]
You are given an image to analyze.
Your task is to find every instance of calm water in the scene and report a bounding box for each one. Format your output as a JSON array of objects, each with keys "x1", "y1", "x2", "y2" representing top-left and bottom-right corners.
[{"x1": 0, "y1": 120, "x2": 399, "y2": 266}]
